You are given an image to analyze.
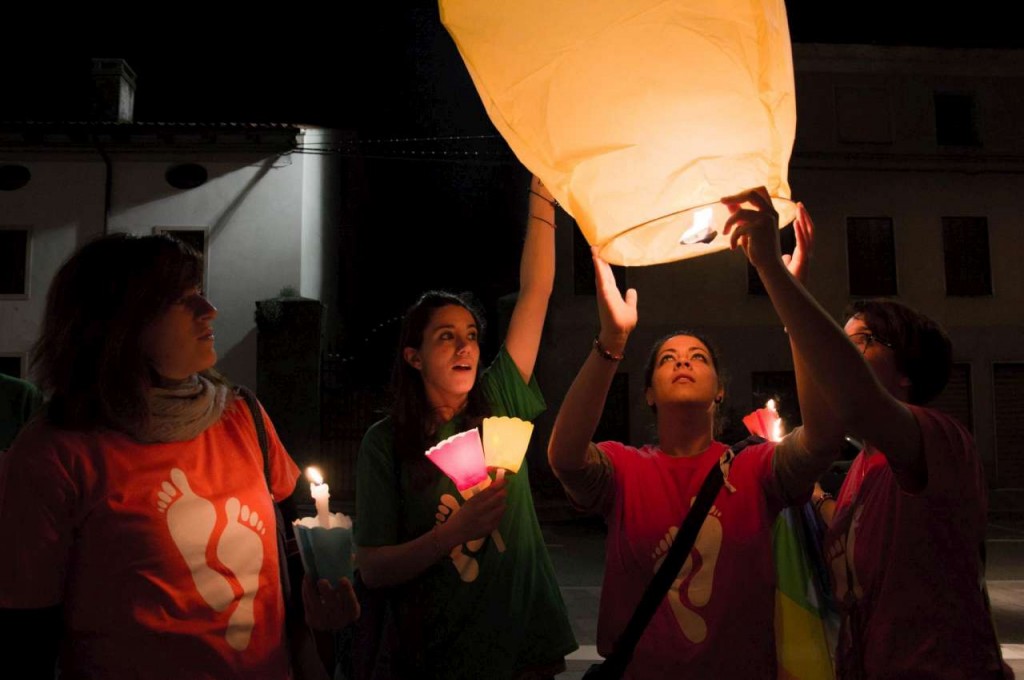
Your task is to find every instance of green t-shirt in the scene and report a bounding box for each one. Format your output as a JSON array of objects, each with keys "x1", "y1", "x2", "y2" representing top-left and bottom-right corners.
[
  {"x1": 0, "y1": 373, "x2": 44, "y2": 451},
  {"x1": 355, "y1": 347, "x2": 577, "y2": 679}
]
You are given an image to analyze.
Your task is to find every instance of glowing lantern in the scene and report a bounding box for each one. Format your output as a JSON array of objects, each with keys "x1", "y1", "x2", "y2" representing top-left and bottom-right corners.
[
  {"x1": 744, "y1": 398, "x2": 784, "y2": 442},
  {"x1": 441, "y1": 0, "x2": 797, "y2": 266},
  {"x1": 426, "y1": 429, "x2": 490, "y2": 491},
  {"x1": 482, "y1": 416, "x2": 534, "y2": 480},
  {"x1": 426, "y1": 428, "x2": 507, "y2": 552}
]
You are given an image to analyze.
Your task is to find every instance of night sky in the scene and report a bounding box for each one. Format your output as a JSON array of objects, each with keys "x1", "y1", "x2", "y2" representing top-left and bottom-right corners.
[{"x1": 2, "y1": 2, "x2": 1019, "y2": 374}]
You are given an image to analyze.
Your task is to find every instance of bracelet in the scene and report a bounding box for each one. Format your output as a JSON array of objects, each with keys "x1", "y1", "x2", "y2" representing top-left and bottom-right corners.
[
  {"x1": 529, "y1": 214, "x2": 556, "y2": 229},
  {"x1": 813, "y1": 492, "x2": 834, "y2": 513},
  {"x1": 593, "y1": 336, "x2": 624, "y2": 362},
  {"x1": 528, "y1": 188, "x2": 559, "y2": 209}
]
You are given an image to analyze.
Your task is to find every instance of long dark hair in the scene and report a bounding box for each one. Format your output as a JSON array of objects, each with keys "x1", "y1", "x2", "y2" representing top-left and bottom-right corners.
[
  {"x1": 390, "y1": 291, "x2": 491, "y2": 488},
  {"x1": 33, "y1": 233, "x2": 225, "y2": 432},
  {"x1": 643, "y1": 329, "x2": 728, "y2": 436}
]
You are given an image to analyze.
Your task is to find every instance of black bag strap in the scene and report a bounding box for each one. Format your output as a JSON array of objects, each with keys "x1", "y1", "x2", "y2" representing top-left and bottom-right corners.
[
  {"x1": 238, "y1": 387, "x2": 298, "y2": 617},
  {"x1": 238, "y1": 386, "x2": 272, "y2": 488},
  {"x1": 586, "y1": 434, "x2": 767, "y2": 680}
]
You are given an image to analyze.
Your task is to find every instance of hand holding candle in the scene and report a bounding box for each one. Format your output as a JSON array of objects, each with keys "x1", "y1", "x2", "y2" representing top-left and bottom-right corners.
[
  {"x1": 294, "y1": 466, "x2": 354, "y2": 585},
  {"x1": 426, "y1": 429, "x2": 507, "y2": 552}
]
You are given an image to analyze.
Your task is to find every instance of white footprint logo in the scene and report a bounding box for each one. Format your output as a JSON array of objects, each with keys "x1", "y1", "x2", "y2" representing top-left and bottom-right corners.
[
  {"x1": 436, "y1": 494, "x2": 485, "y2": 583},
  {"x1": 158, "y1": 468, "x2": 267, "y2": 651},
  {"x1": 652, "y1": 505, "x2": 724, "y2": 643},
  {"x1": 218, "y1": 497, "x2": 265, "y2": 651},
  {"x1": 158, "y1": 468, "x2": 235, "y2": 612}
]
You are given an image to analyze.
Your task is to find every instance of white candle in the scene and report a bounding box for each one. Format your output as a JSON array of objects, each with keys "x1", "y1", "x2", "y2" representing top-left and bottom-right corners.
[{"x1": 306, "y1": 466, "x2": 331, "y2": 529}]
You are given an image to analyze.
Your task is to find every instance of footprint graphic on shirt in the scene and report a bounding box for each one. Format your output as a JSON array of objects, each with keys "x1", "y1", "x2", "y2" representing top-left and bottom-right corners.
[
  {"x1": 158, "y1": 468, "x2": 267, "y2": 651},
  {"x1": 651, "y1": 505, "x2": 724, "y2": 643},
  {"x1": 157, "y1": 468, "x2": 235, "y2": 612},
  {"x1": 218, "y1": 497, "x2": 265, "y2": 651},
  {"x1": 436, "y1": 494, "x2": 485, "y2": 583}
]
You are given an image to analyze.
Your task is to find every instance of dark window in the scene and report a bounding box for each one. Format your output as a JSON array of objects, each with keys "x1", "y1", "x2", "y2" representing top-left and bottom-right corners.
[
  {"x1": 935, "y1": 93, "x2": 980, "y2": 147},
  {"x1": 574, "y1": 222, "x2": 626, "y2": 295},
  {"x1": 942, "y1": 217, "x2": 992, "y2": 296},
  {"x1": 595, "y1": 372, "x2": 630, "y2": 444},
  {"x1": 0, "y1": 228, "x2": 29, "y2": 296},
  {"x1": 993, "y1": 363, "x2": 1024, "y2": 489},
  {"x1": 0, "y1": 355, "x2": 22, "y2": 378},
  {"x1": 930, "y1": 363, "x2": 973, "y2": 432},
  {"x1": 847, "y1": 217, "x2": 897, "y2": 296},
  {"x1": 750, "y1": 370, "x2": 801, "y2": 430},
  {"x1": 748, "y1": 224, "x2": 797, "y2": 295}
]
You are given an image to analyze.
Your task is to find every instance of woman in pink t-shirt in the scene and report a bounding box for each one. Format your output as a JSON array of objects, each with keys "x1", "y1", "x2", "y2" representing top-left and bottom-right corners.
[
  {"x1": 0, "y1": 234, "x2": 357, "y2": 679},
  {"x1": 723, "y1": 189, "x2": 1011, "y2": 679},
  {"x1": 547, "y1": 200, "x2": 844, "y2": 678}
]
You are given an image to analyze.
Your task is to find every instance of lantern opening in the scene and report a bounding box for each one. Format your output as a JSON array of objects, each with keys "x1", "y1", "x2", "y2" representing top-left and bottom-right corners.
[{"x1": 596, "y1": 197, "x2": 797, "y2": 266}]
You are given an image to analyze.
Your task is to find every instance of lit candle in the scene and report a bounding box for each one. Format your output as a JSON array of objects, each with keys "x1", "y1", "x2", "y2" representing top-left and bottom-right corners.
[
  {"x1": 742, "y1": 398, "x2": 785, "y2": 442},
  {"x1": 306, "y1": 466, "x2": 331, "y2": 529}
]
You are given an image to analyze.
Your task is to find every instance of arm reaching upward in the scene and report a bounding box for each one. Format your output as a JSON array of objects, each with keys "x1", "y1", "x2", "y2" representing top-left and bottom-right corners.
[
  {"x1": 724, "y1": 189, "x2": 923, "y2": 490},
  {"x1": 505, "y1": 175, "x2": 557, "y2": 382}
]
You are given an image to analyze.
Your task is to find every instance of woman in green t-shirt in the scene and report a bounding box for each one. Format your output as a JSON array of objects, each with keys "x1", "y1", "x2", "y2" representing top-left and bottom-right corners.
[{"x1": 354, "y1": 176, "x2": 577, "y2": 679}]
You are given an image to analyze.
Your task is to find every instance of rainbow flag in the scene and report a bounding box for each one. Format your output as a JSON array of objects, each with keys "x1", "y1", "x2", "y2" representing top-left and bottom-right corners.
[{"x1": 773, "y1": 503, "x2": 838, "y2": 680}]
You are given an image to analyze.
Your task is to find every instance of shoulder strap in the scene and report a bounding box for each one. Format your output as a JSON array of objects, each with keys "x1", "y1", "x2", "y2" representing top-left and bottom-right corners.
[
  {"x1": 238, "y1": 386, "x2": 271, "y2": 490},
  {"x1": 588, "y1": 434, "x2": 767, "y2": 680}
]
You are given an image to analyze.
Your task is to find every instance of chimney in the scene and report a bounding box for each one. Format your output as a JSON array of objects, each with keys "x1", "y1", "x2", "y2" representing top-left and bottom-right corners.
[{"x1": 91, "y1": 58, "x2": 136, "y2": 123}]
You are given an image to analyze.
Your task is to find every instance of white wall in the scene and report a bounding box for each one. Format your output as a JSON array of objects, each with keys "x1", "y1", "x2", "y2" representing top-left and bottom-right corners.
[{"x1": 0, "y1": 145, "x2": 311, "y2": 391}]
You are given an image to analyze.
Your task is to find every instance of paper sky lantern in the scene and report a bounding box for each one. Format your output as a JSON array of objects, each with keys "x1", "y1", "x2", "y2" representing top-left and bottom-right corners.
[
  {"x1": 482, "y1": 416, "x2": 534, "y2": 479},
  {"x1": 426, "y1": 428, "x2": 490, "y2": 492},
  {"x1": 441, "y1": 0, "x2": 797, "y2": 266}
]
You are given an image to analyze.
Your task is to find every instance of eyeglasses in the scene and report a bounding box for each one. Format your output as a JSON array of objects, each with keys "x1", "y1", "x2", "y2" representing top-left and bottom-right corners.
[{"x1": 848, "y1": 332, "x2": 893, "y2": 354}]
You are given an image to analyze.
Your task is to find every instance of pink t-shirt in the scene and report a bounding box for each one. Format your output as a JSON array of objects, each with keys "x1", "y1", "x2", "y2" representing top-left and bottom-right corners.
[
  {"x1": 597, "y1": 439, "x2": 785, "y2": 679},
  {"x1": 826, "y1": 405, "x2": 1009, "y2": 678},
  {"x1": 0, "y1": 398, "x2": 300, "y2": 680}
]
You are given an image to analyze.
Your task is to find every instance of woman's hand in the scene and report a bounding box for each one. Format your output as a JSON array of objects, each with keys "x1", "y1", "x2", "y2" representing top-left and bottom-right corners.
[
  {"x1": 439, "y1": 477, "x2": 508, "y2": 547},
  {"x1": 784, "y1": 202, "x2": 815, "y2": 285},
  {"x1": 722, "y1": 187, "x2": 784, "y2": 273},
  {"x1": 592, "y1": 247, "x2": 637, "y2": 354},
  {"x1": 302, "y1": 575, "x2": 360, "y2": 631}
]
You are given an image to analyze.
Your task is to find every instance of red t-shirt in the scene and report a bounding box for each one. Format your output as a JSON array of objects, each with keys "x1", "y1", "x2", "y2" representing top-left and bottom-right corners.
[
  {"x1": 826, "y1": 405, "x2": 1009, "y2": 678},
  {"x1": 597, "y1": 439, "x2": 785, "y2": 679},
  {"x1": 0, "y1": 398, "x2": 300, "y2": 680}
]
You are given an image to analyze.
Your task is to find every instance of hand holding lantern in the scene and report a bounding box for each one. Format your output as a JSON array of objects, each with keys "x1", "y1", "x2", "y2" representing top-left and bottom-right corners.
[
  {"x1": 293, "y1": 466, "x2": 355, "y2": 586},
  {"x1": 426, "y1": 428, "x2": 508, "y2": 552}
]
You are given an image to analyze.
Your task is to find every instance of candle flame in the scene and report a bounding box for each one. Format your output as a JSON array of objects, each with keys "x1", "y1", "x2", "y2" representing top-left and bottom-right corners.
[
  {"x1": 305, "y1": 466, "x2": 324, "y2": 486},
  {"x1": 679, "y1": 207, "x2": 715, "y2": 245},
  {"x1": 764, "y1": 399, "x2": 783, "y2": 442},
  {"x1": 766, "y1": 399, "x2": 776, "y2": 412}
]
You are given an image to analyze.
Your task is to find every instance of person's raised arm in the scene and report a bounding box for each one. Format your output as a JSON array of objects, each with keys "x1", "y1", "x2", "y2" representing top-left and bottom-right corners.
[
  {"x1": 548, "y1": 249, "x2": 637, "y2": 475},
  {"x1": 723, "y1": 189, "x2": 922, "y2": 489},
  {"x1": 504, "y1": 175, "x2": 557, "y2": 382},
  {"x1": 767, "y1": 205, "x2": 846, "y2": 499}
]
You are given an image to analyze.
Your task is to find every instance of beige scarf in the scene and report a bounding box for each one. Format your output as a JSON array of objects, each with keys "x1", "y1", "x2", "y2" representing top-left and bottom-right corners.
[{"x1": 130, "y1": 374, "x2": 231, "y2": 443}]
